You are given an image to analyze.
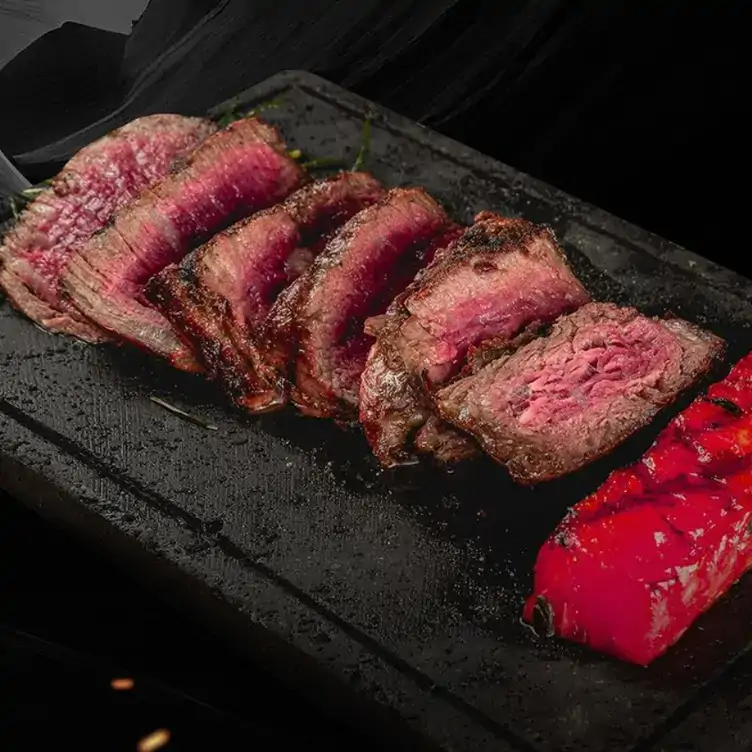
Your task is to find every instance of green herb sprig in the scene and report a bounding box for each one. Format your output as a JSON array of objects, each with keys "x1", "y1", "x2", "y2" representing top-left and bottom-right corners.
[
  {"x1": 300, "y1": 156, "x2": 346, "y2": 171},
  {"x1": 214, "y1": 95, "x2": 286, "y2": 128},
  {"x1": 290, "y1": 117, "x2": 372, "y2": 175},
  {"x1": 4, "y1": 179, "x2": 53, "y2": 221},
  {"x1": 351, "y1": 118, "x2": 372, "y2": 172}
]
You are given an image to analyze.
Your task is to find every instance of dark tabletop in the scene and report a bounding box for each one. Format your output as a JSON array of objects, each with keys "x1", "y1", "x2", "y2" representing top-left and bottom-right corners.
[{"x1": 0, "y1": 490, "x2": 377, "y2": 749}]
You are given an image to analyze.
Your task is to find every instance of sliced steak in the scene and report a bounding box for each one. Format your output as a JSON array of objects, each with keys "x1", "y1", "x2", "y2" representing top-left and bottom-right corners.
[
  {"x1": 61, "y1": 118, "x2": 306, "y2": 371},
  {"x1": 0, "y1": 114, "x2": 216, "y2": 341},
  {"x1": 145, "y1": 173, "x2": 383, "y2": 406},
  {"x1": 359, "y1": 214, "x2": 591, "y2": 468},
  {"x1": 257, "y1": 187, "x2": 458, "y2": 419},
  {"x1": 436, "y1": 302, "x2": 725, "y2": 484}
]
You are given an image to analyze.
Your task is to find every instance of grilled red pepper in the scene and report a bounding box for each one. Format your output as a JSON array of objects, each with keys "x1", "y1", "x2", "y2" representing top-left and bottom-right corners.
[{"x1": 523, "y1": 352, "x2": 752, "y2": 665}]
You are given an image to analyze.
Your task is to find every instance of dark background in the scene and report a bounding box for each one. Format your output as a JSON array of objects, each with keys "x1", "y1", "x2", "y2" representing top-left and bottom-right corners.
[
  {"x1": 0, "y1": 1, "x2": 748, "y2": 748},
  {"x1": 0, "y1": 491, "x2": 381, "y2": 749},
  {"x1": 0, "y1": 1, "x2": 747, "y2": 270}
]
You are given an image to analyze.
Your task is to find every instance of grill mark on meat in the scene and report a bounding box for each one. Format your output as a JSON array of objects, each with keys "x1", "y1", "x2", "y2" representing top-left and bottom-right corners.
[
  {"x1": 144, "y1": 173, "x2": 384, "y2": 408},
  {"x1": 285, "y1": 188, "x2": 459, "y2": 421},
  {"x1": 60, "y1": 118, "x2": 307, "y2": 371},
  {"x1": 436, "y1": 302, "x2": 725, "y2": 484},
  {"x1": 359, "y1": 214, "x2": 591, "y2": 468},
  {"x1": 523, "y1": 352, "x2": 752, "y2": 665},
  {"x1": 0, "y1": 115, "x2": 217, "y2": 341}
]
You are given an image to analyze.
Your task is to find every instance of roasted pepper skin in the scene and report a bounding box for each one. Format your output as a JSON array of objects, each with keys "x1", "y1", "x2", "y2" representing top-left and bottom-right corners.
[{"x1": 523, "y1": 353, "x2": 752, "y2": 666}]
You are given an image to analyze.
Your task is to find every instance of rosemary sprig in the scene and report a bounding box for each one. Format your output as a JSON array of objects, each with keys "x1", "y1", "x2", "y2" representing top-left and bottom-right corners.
[
  {"x1": 300, "y1": 156, "x2": 346, "y2": 171},
  {"x1": 292, "y1": 117, "x2": 372, "y2": 174},
  {"x1": 215, "y1": 95, "x2": 286, "y2": 128},
  {"x1": 20, "y1": 187, "x2": 46, "y2": 197},
  {"x1": 150, "y1": 396, "x2": 218, "y2": 431},
  {"x1": 4, "y1": 179, "x2": 53, "y2": 221},
  {"x1": 351, "y1": 118, "x2": 372, "y2": 172}
]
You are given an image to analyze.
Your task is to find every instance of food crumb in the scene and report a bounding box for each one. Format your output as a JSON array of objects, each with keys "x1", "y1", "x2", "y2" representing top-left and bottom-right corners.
[
  {"x1": 110, "y1": 677, "x2": 135, "y2": 691},
  {"x1": 137, "y1": 729, "x2": 171, "y2": 752}
]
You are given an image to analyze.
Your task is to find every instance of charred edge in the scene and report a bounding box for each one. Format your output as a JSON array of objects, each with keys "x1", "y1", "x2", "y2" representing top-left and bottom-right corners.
[
  {"x1": 531, "y1": 596, "x2": 555, "y2": 638},
  {"x1": 705, "y1": 397, "x2": 744, "y2": 417}
]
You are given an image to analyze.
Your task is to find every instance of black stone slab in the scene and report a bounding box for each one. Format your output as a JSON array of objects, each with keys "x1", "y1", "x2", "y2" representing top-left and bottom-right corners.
[
  {"x1": 648, "y1": 649, "x2": 752, "y2": 752},
  {"x1": 2, "y1": 71, "x2": 752, "y2": 752}
]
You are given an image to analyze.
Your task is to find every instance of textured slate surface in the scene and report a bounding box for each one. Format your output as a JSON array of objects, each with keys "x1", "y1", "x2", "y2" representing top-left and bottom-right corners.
[
  {"x1": 2, "y1": 71, "x2": 752, "y2": 752},
  {"x1": 651, "y1": 650, "x2": 752, "y2": 752}
]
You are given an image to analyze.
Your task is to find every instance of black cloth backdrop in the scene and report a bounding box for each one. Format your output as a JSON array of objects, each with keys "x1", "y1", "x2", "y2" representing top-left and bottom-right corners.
[{"x1": 0, "y1": 0, "x2": 747, "y2": 270}]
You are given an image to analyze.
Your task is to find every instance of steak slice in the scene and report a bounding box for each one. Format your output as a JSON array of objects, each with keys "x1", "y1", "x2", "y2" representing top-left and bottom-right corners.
[
  {"x1": 523, "y1": 352, "x2": 752, "y2": 665},
  {"x1": 258, "y1": 187, "x2": 458, "y2": 419},
  {"x1": 436, "y1": 302, "x2": 725, "y2": 484},
  {"x1": 61, "y1": 117, "x2": 306, "y2": 371},
  {"x1": 144, "y1": 172, "x2": 383, "y2": 406},
  {"x1": 359, "y1": 214, "x2": 591, "y2": 468},
  {"x1": 0, "y1": 114, "x2": 216, "y2": 341}
]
